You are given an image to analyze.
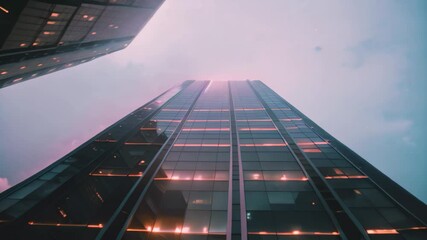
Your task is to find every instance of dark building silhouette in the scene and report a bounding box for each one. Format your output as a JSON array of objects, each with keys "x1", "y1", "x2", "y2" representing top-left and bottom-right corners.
[
  {"x1": 0, "y1": 80, "x2": 426, "y2": 240},
  {"x1": 0, "y1": 0, "x2": 164, "y2": 89}
]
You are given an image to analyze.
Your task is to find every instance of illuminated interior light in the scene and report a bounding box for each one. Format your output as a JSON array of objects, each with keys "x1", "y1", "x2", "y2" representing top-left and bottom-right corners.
[
  {"x1": 94, "y1": 139, "x2": 117, "y2": 143},
  {"x1": 88, "y1": 16, "x2": 95, "y2": 21},
  {"x1": 87, "y1": 224, "x2": 103, "y2": 228},
  {"x1": 349, "y1": 175, "x2": 367, "y2": 179},
  {"x1": 314, "y1": 141, "x2": 328, "y2": 145},
  {"x1": 194, "y1": 175, "x2": 203, "y2": 180},
  {"x1": 193, "y1": 109, "x2": 229, "y2": 112},
  {"x1": 153, "y1": 119, "x2": 182, "y2": 122},
  {"x1": 240, "y1": 143, "x2": 287, "y2": 147},
  {"x1": 297, "y1": 142, "x2": 315, "y2": 146},
  {"x1": 19, "y1": 43, "x2": 27, "y2": 47},
  {"x1": 128, "y1": 172, "x2": 143, "y2": 177},
  {"x1": 173, "y1": 143, "x2": 230, "y2": 147},
  {"x1": 139, "y1": 160, "x2": 146, "y2": 165},
  {"x1": 235, "y1": 108, "x2": 265, "y2": 111},
  {"x1": 95, "y1": 192, "x2": 104, "y2": 203},
  {"x1": 182, "y1": 227, "x2": 190, "y2": 233},
  {"x1": 181, "y1": 128, "x2": 230, "y2": 131},
  {"x1": 186, "y1": 119, "x2": 229, "y2": 122},
  {"x1": 162, "y1": 109, "x2": 188, "y2": 111},
  {"x1": 91, "y1": 32, "x2": 97, "y2": 35},
  {"x1": 237, "y1": 119, "x2": 272, "y2": 122},
  {"x1": 280, "y1": 175, "x2": 287, "y2": 180},
  {"x1": 27, "y1": 222, "x2": 103, "y2": 228},
  {"x1": 203, "y1": 227, "x2": 208, "y2": 233},
  {"x1": 31, "y1": 73, "x2": 38, "y2": 77},
  {"x1": 0, "y1": 71, "x2": 7, "y2": 75},
  {"x1": 51, "y1": 12, "x2": 60, "y2": 17},
  {"x1": 58, "y1": 209, "x2": 67, "y2": 218},
  {"x1": 91, "y1": 172, "x2": 128, "y2": 177},
  {"x1": 281, "y1": 118, "x2": 302, "y2": 121},
  {"x1": 302, "y1": 149, "x2": 321, "y2": 153},
  {"x1": 253, "y1": 173, "x2": 260, "y2": 180},
  {"x1": 334, "y1": 168, "x2": 344, "y2": 175},
  {"x1": 401, "y1": 226, "x2": 427, "y2": 230},
  {"x1": 124, "y1": 142, "x2": 163, "y2": 146},
  {"x1": 324, "y1": 176, "x2": 349, "y2": 179},
  {"x1": 248, "y1": 231, "x2": 340, "y2": 236},
  {"x1": 37, "y1": 63, "x2": 43, "y2": 67},
  {"x1": 20, "y1": 66, "x2": 26, "y2": 69},
  {"x1": 175, "y1": 227, "x2": 181, "y2": 233},
  {"x1": 0, "y1": 6, "x2": 9, "y2": 13},
  {"x1": 32, "y1": 42, "x2": 39, "y2": 46},
  {"x1": 47, "y1": 21, "x2": 56, "y2": 25},
  {"x1": 354, "y1": 189, "x2": 362, "y2": 195},
  {"x1": 153, "y1": 227, "x2": 160, "y2": 232},
  {"x1": 367, "y1": 229, "x2": 398, "y2": 234},
  {"x1": 13, "y1": 78, "x2": 23, "y2": 83},
  {"x1": 239, "y1": 128, "x2": 276, "y2": 131}
]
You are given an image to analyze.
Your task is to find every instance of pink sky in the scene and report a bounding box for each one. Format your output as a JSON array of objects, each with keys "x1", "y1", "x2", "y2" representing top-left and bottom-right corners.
[{"x1": 0, "y1": 0, "x2": 426, "y2": 202}]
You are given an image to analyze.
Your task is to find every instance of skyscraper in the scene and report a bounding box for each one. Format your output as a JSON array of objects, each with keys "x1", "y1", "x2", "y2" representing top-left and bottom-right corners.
[
  {"x1": 0, "y1": 80, "x2": 426, "y2": 240},
  {"x1": 0, "y1": 0, "x2": 164, "y2": 89}
]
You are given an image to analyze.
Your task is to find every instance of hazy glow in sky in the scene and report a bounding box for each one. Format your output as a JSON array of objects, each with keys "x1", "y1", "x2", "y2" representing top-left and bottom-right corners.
[{"x1": 0, "y1": 0, "x2": 426, "y2": 202}]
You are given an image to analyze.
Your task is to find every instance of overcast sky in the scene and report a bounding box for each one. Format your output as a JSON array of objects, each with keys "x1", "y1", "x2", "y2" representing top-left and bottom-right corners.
[{"x1": 0, "y1": 0, "x2": 426, "y2": 203}]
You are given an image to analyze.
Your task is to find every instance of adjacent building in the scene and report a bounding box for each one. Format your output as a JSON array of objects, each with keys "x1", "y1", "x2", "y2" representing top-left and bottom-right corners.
[
  {"x1": 0, "y1": 0, "x2": 164, "y2": 89},
  {"x1": 0, "y1": 80, "x2": 426, "y2": 240}
]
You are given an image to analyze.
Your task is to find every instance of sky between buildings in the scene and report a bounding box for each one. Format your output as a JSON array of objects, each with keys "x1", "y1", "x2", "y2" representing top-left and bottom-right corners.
[{"x1": 0, "y1": 0, "x2": 426, "y2": 203}]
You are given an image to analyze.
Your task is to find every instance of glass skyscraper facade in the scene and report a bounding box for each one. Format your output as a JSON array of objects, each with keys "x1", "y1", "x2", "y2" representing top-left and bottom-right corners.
[
  {"x1": 0, "y1": 0, "x2": 164, "y2": 89},
  {"x1": 0, "y1": 80, "x2": 426, "y2": 240}
]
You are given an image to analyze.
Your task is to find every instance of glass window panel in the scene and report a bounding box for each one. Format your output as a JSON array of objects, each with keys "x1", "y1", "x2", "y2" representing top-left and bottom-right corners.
[
  {"x1": 172, "y1": 171, "x2": 194, "y2": 180},
  {"x1": 267, "y1": 192, "x2": 294, "y2": 204},
  {"x1": 212, "y1": 192, "x2": 228, "y2": 210},
  {"x1": 192, "y1": 181, "x2": 214, "y2": 191},
  {"x1": 244, "y1": 171, "x2": 264, "y2": 180},
  {"x1": 265, "y1": 181, "x2": 311, "y2": 191},
  {"x1": 246, "y1": 211, "x2": 276, "y2": 232},
  {"x1": 378, "y1": 208, "x2": 419, "y2": 228},
  {"x1": 176, "y1": 162, "x2": 197, "y2": 170},
  {"x1": 351, "y1": 208, "x2": 393, "y2": 229},
  {"x1": 209, "y1": 211, "x2": 227, "y2": 233},
  {"x1": 273, "y1": 211, "x2": 336, "y2": 232},
  {"x1": 188, "y1": 192, "x2": 212, "y2": 210},
  {"x1": 214, "y1": 171, "x2": 229, "y2": 181},
  {"x1": 213, "y1": 181, "x2": 228, "y2": 191},
  {"x1": 197, "y1": 162, "x2": 216, "y2": 170},
  {"x1": 194, "y1": 171, "x2": 215, "y2": 180},
  {"x1": 246, "y1": 192, "x2": 270, "y2": 210},
  {"x1": 183, "y1": 210, "x2": 211, "y2": 233},
  {"x1": 260, "y1": 162, "x2": 300, "y2": 171},
  {"x1": 243, "y1": 162, "x2": 262, "y2": 170},
  {"x1": 245, "y1": 181, "x2": 266, "y2": 191},
  {"x1": 164, "y1": 181, "x2": 193, "y2": 191},
  {"x1": 361, "y1": 189, "x2": 394, "y2": 207}
]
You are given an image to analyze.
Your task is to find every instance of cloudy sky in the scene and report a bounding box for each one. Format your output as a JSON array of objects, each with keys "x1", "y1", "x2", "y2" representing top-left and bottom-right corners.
[{"x1": 0, "y1": 0, "x2": 426, "y2": 203}]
